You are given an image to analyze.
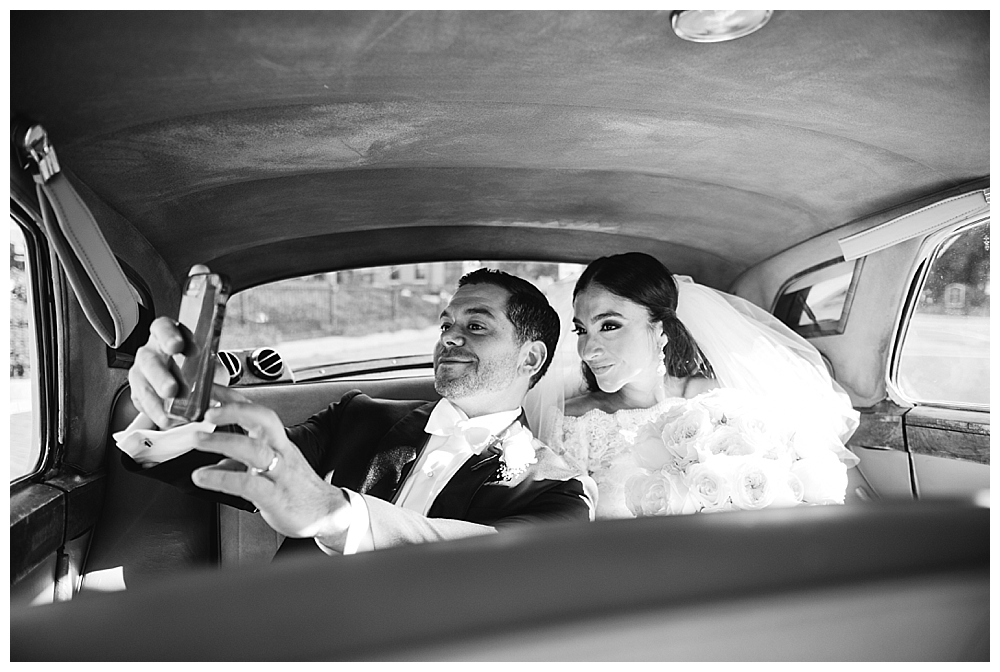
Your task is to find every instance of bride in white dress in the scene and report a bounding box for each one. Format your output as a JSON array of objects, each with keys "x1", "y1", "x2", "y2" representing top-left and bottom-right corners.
[{"x1": 525, "y1": 253, "x2": 860, "y2": 520}]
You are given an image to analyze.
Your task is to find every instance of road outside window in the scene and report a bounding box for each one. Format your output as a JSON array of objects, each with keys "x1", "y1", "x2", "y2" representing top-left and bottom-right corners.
[
  {"x1": 220, "y1": 261, "x2": 584, "y2": 375},
  {"x1": 897, "y1": 220, "x2": 990, "y2": 406},
  {"x1": 9, "y1": 221, "x2": 42, "y2": 481}
]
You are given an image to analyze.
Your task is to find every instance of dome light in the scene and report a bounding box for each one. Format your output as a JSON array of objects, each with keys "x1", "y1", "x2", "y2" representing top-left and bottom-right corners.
[{"x1": 671, "y1": 10, "x2": 773, "y2": 43}]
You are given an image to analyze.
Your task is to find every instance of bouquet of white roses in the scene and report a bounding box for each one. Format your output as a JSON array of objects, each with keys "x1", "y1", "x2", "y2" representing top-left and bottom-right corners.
[{"x1": 624, "y1": 388, "x2": 849, "y2": 516}]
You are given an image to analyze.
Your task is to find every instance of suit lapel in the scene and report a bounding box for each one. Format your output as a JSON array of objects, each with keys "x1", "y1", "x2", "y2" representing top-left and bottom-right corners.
[
  {"x1": 358, "y1": 401, "x2": 435, "y2": 501},
  {"x1": 426, "y1": 447, "x2": 501, "y2": 519},
  {"x1": 427, "y1": 412, "x2": 533, "y2": 518}
]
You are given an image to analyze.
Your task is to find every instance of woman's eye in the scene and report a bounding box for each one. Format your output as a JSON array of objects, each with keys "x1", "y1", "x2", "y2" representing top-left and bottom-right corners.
[
  {"x1": 439, "y1": 323, "x2": 452, "y2": 332},
  {"x1": 572, "y1": 326, "x2": 586, "y2": 335},
  {"x1": 468, "y1": 323, "x2": 485, "y2": 331},
  {"x1": 600, "y1": 322, "x2": 621, "y2": 331}
]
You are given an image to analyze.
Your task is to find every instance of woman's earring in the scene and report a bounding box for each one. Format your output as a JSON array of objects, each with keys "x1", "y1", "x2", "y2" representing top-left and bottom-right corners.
[{"x1": 656, "y1": 348, "x2": 667, "y2": 377}]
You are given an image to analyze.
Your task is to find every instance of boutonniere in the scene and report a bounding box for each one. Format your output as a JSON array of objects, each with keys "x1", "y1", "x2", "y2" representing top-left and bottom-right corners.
[
  {"x1": 493, "y1": 422, "x2": 539, "y2": 482},
  {"x1": 464, "y1": 421, "x2": 539, "y2": 482}
]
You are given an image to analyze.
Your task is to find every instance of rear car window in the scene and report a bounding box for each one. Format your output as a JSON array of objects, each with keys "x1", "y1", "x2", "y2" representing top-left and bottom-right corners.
[
  {"x1": 220, "y1": 261, "x2": 584, "y2": 381},
  {"x1": 772, "y1": 259, "x2": 860, "y2": 337},
  {"x1": 896, "y1": 219, "x2": 990, "y2": 407}
]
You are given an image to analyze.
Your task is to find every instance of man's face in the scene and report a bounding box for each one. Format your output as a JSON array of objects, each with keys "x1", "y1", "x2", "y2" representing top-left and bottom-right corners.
[{"x1": 434, "y1": 283, "x2": 522, "y2": 400}]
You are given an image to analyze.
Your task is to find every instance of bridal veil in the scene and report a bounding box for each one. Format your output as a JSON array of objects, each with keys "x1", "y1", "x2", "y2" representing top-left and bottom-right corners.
[{"x1": 525, "y1": 273, "x2": 860, "y2": 467}]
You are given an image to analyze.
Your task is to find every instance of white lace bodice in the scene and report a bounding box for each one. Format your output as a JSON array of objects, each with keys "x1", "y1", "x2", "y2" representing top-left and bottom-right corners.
[{"x1": 554, "y1": 399, "x2": 686, "y2": 519}]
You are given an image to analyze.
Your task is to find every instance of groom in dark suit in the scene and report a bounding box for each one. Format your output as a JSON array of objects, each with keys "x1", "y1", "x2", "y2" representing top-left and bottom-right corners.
[{"x1": 123, "y1": 268, "x2": 593, "y2": 556}]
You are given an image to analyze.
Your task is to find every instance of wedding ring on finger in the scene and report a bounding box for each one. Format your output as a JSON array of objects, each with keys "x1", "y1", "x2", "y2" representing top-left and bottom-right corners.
[{"x1": 248, "y1": 452, "x2": 280, "y2": 477}]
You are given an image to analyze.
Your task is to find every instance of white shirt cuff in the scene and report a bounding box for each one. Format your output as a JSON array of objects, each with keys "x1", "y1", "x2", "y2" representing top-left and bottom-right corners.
[{"x1": 313, "y1": 488, "x2": 372, "y2": 556}]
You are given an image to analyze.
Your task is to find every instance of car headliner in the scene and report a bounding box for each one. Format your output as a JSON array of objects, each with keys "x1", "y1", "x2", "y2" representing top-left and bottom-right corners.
[{"x1": 10, "y1": 10, "x2": 989, "y2": 292}]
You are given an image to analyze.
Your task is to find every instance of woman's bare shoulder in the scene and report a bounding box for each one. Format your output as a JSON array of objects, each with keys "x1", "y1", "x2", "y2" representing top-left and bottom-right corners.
[
  {"x1": 564, "y1": 393, "x2": 606, "y2": 417},
  {"x1": 684, "y1": 376, "x2": 721, "y2": 399}
]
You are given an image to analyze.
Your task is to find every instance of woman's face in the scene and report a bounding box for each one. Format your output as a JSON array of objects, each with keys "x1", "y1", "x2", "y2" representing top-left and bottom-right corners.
[{"x1": 573, "y1": 284, "x2": 665, "y2": 394}]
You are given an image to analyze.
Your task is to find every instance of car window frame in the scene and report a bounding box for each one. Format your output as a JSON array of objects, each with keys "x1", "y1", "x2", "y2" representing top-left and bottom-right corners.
[
  {"x1": 887, "y1": 215, "x2": 990, "y2": 412},
  {"x1": 9, "y1": 205, "x2": 57, "y2": 485},
  {"x1": 770, "y1": 257, "x2": 863, "y2": 338}
]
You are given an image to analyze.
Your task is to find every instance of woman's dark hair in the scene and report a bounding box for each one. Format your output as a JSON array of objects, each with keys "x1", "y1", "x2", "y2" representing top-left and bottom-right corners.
[{"x1": 574, "y1": 252, "x2": 714, "y2": 392}]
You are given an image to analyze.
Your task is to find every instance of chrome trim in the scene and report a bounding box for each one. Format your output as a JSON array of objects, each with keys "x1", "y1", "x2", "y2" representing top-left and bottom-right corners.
[{"x1": 886, "y1": 214, "x2": 991, "y2": 411}]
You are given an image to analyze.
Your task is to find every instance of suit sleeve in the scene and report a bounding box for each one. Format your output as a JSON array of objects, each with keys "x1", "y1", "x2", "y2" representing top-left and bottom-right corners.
[
  {"x1": 363, "y1": 476, "x2": 592, "y2": 550},
  {"x1": 362, "y1": 495, "x2": 497, "y2": 548},
  {"x1": 119, "y1": 390, "x2": 367, "y2": 511}
]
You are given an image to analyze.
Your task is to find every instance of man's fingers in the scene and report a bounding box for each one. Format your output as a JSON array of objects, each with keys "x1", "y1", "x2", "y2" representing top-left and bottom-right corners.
[
  {"x1": 203, "y1": 401, "x2": 288, "y2": 451},
  {"x1": 128, "y1": 378, "x2": 172, "y2": 428},
  {"x1": 133, "y1": 345, "x2": 180, "y2": 400},
  {"x1": 149, "y1": 316, "x2": 186, "y2": 354},
  {"x1": 192, "y1": 464, "x2": 273, "y2": 502},
  {"x1": 193, "y1": 431, "x2": 277, "y2": 471},
  {"x1": 213, "y1": 458, "x2": 251, "y2": 473}
]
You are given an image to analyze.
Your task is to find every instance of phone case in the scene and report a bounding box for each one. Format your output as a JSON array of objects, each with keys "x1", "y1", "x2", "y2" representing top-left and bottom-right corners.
[{"x1": 166, "y1": 270, "x2": 230, "y2": 422}]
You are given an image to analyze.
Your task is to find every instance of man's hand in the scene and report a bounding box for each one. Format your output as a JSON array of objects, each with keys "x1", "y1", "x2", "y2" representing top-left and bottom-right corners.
[
  {"x1": 190, "y1": 387, "x2": 354, "y2": 549},
  {"x1": 128, "y1": 315, "x2": 191, "y2": 428},
  {"x1": 128, "y1": 264, "x2": 228, "y2": 429}
]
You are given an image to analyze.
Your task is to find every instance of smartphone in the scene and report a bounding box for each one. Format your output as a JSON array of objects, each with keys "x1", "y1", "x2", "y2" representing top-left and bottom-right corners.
[{"x1": 165, "y1": 268, "x2": 230, "y2": 423}]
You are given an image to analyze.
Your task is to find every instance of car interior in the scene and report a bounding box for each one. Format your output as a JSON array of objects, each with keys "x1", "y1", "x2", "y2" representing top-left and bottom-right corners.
[{"x1": 10, "y1": 11, "x2": 988, "y2": 660}]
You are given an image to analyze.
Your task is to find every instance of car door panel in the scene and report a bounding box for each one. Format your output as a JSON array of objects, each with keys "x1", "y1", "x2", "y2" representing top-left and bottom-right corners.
[
  {"x1": 911, "y1": 454, "x2": 989, "y2": 499},
  {"x1": 906, "y1": 406, "x2": 989, "y2": 499},
  {"x1": 851, "y1": 448, "x2": 914, "y2": 500},
  {"x1": 847, "y1": 403, "x2": 913, "y2": 500}
]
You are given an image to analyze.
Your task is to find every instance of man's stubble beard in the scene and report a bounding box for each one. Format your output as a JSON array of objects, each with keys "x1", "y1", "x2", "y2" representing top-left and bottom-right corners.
[{"x1": 434, "y1": 351, "x2": 519, "y2": 400}]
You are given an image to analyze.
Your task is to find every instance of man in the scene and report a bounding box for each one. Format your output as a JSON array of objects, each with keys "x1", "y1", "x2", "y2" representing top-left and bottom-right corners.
[{"x1": 121, "y1": 267, "x2": 593, "y2": 557}]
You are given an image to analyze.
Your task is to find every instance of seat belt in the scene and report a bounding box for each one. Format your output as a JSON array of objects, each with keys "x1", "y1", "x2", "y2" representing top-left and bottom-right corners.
[{"x1": 18, "y1": 124, "x2": 139, "y2": 348}]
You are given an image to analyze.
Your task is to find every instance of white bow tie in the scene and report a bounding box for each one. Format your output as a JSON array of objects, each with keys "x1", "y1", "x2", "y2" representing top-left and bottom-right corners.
[{"x1": 430, "y1": 422, "x2": 494, "y2": 451}]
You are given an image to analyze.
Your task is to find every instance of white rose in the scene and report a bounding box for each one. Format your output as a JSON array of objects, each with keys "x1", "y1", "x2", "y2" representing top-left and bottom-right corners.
[
  {"x1": 730, "y1": 457, "x2": 791, "y2": 510},
  {"x1": 631, "y1": 423, "x2": 672, "y2": 471},
  {"x1": 791, "y1": 456, "x2": 848, "y2": 505},
  {"x1": 684, "y1": 462, "x2": 731, "y2": 512},
  {"x1": 761, "y1": 435, "x2": 797, "y2": 468},
  {"x1": 661, "y1": 403, "x2": 713, "y2": 454},
  {"x1": 624, "y1": 472, "x2": 688, "y2": 517},
  {"x1": 701, "y1": 425, "x2": 757, "y2": 458},
  {"x1": 733, "y1": 414, "x2": 782, "y2": 451},
  {"x1": 660, "y1": 433, "x2": 701, "y2": 475}
]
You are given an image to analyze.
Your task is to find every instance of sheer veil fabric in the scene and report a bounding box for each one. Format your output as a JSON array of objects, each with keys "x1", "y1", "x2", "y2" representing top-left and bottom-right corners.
[{"x1": 525, "y1": 274, "x2": 860, "y2": 467}]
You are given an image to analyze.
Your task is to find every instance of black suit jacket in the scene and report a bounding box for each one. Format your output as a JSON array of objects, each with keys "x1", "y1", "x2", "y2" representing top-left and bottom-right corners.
[{"x1": 123, "y1": 391, "x2": 590, "y2": 555}]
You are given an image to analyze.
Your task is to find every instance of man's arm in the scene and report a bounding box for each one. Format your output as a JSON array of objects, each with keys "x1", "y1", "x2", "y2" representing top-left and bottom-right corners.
[{"x1": 361, "y1": 475, "x2": 591, "y2": 550}]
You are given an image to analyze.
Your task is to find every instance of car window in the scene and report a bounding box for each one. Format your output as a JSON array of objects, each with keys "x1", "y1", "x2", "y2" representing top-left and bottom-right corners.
[
  {"x1": 896, "y1": 219, "x2": 990, "y2": 407},
  {"x1": 772, "y1": 259, "x2": 860, "y2": 337},
  {"x1": 220, "y1": 261, "x2": 584, "y2": 378},
  {"x1": 9, "y1": 220, "x2": 43, "y2": 481}
]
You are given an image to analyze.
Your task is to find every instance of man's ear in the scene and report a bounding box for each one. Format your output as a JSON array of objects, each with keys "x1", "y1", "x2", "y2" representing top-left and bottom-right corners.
[{"x1": 518, "y1": 340, "x2": 548, "y2": 379}]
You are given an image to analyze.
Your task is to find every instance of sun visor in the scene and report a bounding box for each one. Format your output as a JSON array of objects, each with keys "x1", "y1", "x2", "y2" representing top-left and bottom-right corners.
[
  {"x1": 838, "y1": 189, "x2": 989, "y2": 262},
  {"x1": 20, "y1": 125, "x2": 139, "y2": 348}
]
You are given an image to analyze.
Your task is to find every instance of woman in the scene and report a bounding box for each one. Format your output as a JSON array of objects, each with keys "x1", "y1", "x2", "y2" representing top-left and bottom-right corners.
[{"x1": 528, "y1": 252, "x2": 859, "y2": 519}]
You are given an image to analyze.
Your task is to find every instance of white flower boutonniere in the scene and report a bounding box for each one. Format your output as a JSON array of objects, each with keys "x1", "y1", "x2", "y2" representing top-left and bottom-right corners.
[{"x1": 496, "y1": 422, "x2": 539, "y2": 482}]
